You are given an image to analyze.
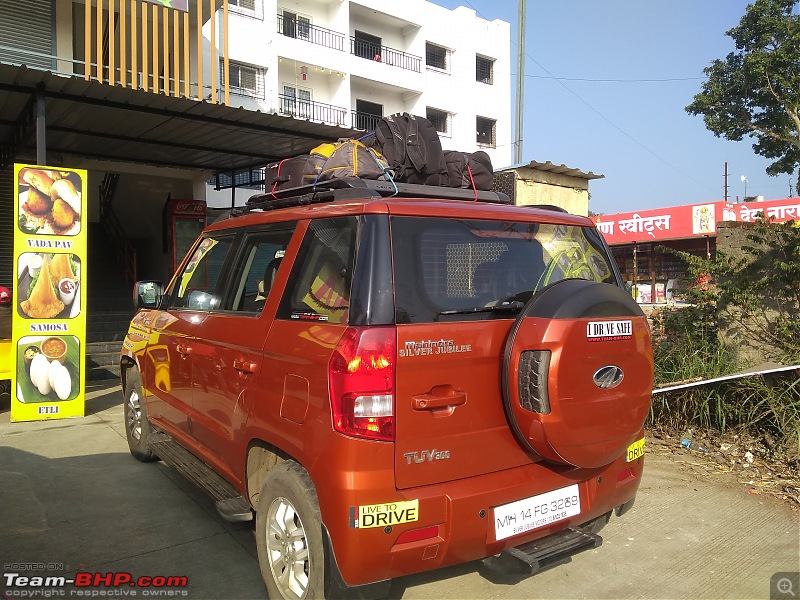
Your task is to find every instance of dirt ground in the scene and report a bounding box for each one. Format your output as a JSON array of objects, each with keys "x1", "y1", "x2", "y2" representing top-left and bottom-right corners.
[{"x1": 648, "y1": 428, "x2": 800, "y2": 508}]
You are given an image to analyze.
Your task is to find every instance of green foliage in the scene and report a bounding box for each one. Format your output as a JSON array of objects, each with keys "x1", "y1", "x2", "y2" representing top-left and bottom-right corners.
[
  {"x1": 651, "y1": 246, "x2": 720, "y2": 369},
  {"x1": 650, "y1": 225, "x2": 800, "y2": 448},
  {"x1": 715, "y1": 218, "x2": 800, "y2": 362},
  {"x1": 686, "y1": 0, "x2": 800, "y2": 181},
  {"x1": 649, "y1": 369, "x2": 800, "y2": 450}
]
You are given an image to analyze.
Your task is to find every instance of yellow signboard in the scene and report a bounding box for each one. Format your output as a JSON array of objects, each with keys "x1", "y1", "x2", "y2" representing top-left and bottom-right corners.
[
  {"x1": 349, "y1": 500, "x2": 419, "y2": 529},
  {"x1": 11, "y1": 164, "x2": 87, "y2": 422}
]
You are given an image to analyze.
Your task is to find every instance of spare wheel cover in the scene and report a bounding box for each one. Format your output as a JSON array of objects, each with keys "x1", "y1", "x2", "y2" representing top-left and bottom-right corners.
[{"x1": 501, "y1": 279, "x2": 653, "y2": 468}]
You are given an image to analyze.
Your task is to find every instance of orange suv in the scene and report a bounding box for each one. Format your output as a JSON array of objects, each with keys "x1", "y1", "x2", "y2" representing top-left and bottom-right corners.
[{"x1": 121, "y1": 179, "x2": 653, "y2": 599}]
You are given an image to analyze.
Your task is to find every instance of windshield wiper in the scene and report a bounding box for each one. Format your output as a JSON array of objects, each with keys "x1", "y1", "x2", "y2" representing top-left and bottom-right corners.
[{"x1": 438, "y1": 300, "x2": 524, "y2": 316}]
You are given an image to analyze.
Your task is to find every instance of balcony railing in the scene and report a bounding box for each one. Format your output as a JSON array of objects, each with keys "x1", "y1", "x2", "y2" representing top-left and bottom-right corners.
[
  {"x1": 277, "y1": 15, "x2": 345, "y2": 51},
  {"x1": 352, "y1": 111, "x2": 382, "y2": 131},
  {"x1": 278, "y1": 95, "x2": 347, "y2": 127},
  {"x1": 350, "y1": 38, "x2": 421, "y2": 73}
]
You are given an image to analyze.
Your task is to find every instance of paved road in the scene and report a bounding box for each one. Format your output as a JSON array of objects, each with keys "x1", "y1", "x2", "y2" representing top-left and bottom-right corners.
[{"x1": 1, "y1": 383, "x2": 798, "y2": 599}]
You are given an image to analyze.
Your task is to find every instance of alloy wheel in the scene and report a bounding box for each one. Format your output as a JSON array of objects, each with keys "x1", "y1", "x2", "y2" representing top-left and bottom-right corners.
[
  {"x1": 266, "y1": 496, "x2": 311, "y2": 599},
  {"x1": 126, "y1": 389, "x2": 142, "y2": 442}
]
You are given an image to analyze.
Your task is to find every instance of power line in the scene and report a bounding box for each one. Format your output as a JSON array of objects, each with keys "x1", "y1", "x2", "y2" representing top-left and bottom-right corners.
[
  {"x1": 526, "y1": 55, "x2": 717, "y2": 194},
  {"x1": 525, "y1": 74, "x2": 707, "y2": 83},
  {"x1": 461, "y1": 0, "x2": 717, "y2": 195}
]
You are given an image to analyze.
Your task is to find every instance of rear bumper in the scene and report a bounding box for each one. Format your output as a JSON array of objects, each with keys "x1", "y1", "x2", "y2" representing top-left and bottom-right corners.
[{"x1": 320, "y1": 446, "x2": 644, "y2": 587}]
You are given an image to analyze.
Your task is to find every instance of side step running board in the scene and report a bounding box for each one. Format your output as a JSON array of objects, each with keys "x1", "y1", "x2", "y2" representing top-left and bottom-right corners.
[
  {"x1": 483, "y1": 527, "x2": 602, "y2": 577},
  {"x1": 149, "y1": 432, "x2": 253, "y2": 522}
]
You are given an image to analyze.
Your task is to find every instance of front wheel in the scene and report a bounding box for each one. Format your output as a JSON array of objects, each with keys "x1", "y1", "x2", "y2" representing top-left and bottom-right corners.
[
  {"x1": 256, "y1": 461, "x2": 326, "y2": 600},
  {"x1": 123, "y1": 369, "x2": 158, "y2": 462}
]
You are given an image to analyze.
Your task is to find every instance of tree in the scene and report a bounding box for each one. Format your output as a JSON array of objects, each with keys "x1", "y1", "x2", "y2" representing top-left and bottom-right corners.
[
  {"x1": 686, "y1": 0, "x2": 800, "y2": 185},
  {"x1": 715, "y1": 218, "x2": 800, "y2": 362},
  {"x1": 657, "y1": 217, "x2": 800, "y2": 363}
]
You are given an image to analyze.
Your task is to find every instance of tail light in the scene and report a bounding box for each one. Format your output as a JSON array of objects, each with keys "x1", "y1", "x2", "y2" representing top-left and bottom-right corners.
[{"x1": 329, "y1": 326, "x2": 396, "y2": 441}]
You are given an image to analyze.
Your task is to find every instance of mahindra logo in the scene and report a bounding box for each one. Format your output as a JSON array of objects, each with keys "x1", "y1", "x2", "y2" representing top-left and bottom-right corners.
[{"x1": 593, "y1": 365, "x2": 624, "y2": 389}]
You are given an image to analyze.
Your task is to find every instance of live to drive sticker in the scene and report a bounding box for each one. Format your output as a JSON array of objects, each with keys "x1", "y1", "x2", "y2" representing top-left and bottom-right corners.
[{"x1": 349, "y1": 500, "x2": 419, "y2": 529}]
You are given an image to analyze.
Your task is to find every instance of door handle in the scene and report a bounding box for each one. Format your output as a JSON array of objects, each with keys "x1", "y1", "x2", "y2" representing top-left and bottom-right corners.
[
  {"x1": 233, "y1": 360, "x2": 257, "y2": 375},
  {"x1": 412, "y1": 385, "x2": 466, "y2": 411},
  {"x1": 176, "y1": 345, "x2": 193, "y2": 357}
]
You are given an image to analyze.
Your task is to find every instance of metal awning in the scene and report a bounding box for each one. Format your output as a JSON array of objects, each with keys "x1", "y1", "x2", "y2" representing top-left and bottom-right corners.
[
  {"x1": 0, "y1": 63, "x2": 360, "y2": 174},
  {"x1": 498, "y1": 160, "x2": 605, "y2": 181}
]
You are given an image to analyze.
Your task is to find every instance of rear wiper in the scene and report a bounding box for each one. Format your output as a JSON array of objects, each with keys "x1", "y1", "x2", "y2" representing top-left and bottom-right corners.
[{"x1": 439, "y1": 300, "x2": 524, "y2": 316}]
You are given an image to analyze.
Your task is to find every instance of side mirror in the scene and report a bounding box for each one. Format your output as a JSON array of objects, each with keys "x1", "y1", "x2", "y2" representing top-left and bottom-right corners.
[{"x1": 133, "y1": 281, "x2": 164, "y2": 309}]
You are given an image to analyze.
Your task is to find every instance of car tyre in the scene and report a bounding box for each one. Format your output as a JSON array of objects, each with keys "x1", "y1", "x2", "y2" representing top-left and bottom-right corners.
[
  {"x1": 123, "y1": 369, "x2": 158, "y2": 462},
  {"x1": 256, "y1": 461, "x2": 326, "y2": 600}
]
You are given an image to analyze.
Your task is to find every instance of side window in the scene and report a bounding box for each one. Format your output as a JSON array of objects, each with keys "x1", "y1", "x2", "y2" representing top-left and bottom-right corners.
[
  {"x1": 166, "y1": 236, "x2": 234, "y2": 311},
  {"x1": 277, "y1": 217, "x2": 357, "y2": 325},
  {"x1": 222, "y1": 226, "x2": 297, "y2": 314}
]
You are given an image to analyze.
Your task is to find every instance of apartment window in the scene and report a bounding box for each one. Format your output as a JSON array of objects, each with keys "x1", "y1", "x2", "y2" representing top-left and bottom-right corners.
[
  {"x1": 425, "y1": 42, "x2": 449, "y2": 72},
  {"x1": 354, "y1": 99, "x2": 383, "y2": 130},
  {"x1": 476, "y1": 116, "x2": 496, "y2": 147},
  {"x1": 229, "y1": 0, "x2": 263, "y2": 19},
  {"x1": 353, "y1": 30, "x2": 382, "y2": 60},
  {"x1": 476, "y1": 55, "x2": 494, "y2": 85},
  {"x1": 427, "y1": 107, "x2": 451, "y2": 137},
  {"x1": 281, "y1": 85, "x2": 312, "y2": 119},
  {"x1": 281, "y1": 9, "x2": 311, "y2": 40},
  {"x1": 223, "y1": 61, "x2": 265, "y2": 99}
]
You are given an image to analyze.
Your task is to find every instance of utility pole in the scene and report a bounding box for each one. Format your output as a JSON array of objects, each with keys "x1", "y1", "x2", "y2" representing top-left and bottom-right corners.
[
  {"x1": 723, "y1": 162, "x2": 729, "y2": 203},
  {"x1": 514, "y1": 0, "x2": 526, "y2": 164}
]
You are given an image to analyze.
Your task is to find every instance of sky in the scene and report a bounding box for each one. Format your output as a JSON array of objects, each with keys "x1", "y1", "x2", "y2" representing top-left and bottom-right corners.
[{"x1": 434, "y1": 0, "x2": 797, "y2": 215}]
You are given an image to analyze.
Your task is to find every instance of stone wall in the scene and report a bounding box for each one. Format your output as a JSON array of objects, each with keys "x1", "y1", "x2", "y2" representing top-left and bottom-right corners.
[{"x1": 716, "y1": 221, "x2": 786, "y2": 365}]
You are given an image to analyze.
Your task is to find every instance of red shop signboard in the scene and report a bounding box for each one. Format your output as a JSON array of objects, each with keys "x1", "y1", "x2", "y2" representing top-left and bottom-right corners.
[{"x1": 593, "y1": 197, "x2": 800, "y2": 245}]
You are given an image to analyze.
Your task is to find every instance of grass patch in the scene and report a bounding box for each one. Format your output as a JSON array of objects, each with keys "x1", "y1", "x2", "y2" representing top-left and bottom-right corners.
[{"x1": 649, "y1": 305, "x2": 800, "y2": 455}]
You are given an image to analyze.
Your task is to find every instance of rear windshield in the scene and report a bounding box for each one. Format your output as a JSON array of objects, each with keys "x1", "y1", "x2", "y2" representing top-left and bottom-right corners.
[{"x1": 391, "y1": 217, "x2": 616, "y2": 323}]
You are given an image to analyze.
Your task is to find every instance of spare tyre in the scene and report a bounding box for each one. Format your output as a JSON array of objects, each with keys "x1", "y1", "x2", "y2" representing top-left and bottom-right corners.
[{"x1": 501, "y1": 279, "x2": 653, "y2": 469}]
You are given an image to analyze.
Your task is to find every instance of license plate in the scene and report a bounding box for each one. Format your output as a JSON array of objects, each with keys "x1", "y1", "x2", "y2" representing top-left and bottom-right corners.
[
  {"x1": 586, "y1": 320, "x2": 632, "y2": 342},
  {"x1": 493, "y1": 484, "x2": 581, "y2": 541},
  {"x1": 626, "y1": 437, "x2": 645, "y2": 462}
]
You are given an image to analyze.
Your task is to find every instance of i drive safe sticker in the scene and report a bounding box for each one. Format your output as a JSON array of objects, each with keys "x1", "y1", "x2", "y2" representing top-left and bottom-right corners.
[
  {"x1": 586, "y1": 320, "x2": 632, "y2": 342},
  {"x1": 349, "y1": 500, "x2": 419, "y2": 528}
]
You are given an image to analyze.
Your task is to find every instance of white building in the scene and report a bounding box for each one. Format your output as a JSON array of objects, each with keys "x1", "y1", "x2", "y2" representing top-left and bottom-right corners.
[{"x1": 206, "y1": 0, "x2": 511, "y2": 206}]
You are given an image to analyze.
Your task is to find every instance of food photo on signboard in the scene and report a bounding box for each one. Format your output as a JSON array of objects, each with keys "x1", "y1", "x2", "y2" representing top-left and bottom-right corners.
[
  {"x1": 17, "y1": 167, "x2": 82, "y2": 236},
  {"x1": 16, "y1": 335, "x2": 80, "y2": 403},
  {"x1": 16, "y1": 253, "x2": 81, "y2": 320}
]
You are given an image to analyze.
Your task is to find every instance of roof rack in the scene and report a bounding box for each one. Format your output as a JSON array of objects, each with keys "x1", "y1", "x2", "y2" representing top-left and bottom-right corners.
[{"x1": 231, "y1": 178, "x2": 512, "y2": 216}]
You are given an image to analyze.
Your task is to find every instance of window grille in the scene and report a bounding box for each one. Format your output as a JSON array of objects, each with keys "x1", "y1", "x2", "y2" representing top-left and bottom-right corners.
[
  {"x1": 476, "y1": 116, "x2": 496, "y2": 147},
  {"x1": 476, "y1": 55, "x2": 494, "y2": 84},
  {"x1": 426, "y1": 107, "x2": 451, "y2": 136},
  {"x1": 229, "y1": 0, "x2": 263, "y2": 19},
  {"x1": 208, "y1": 168, "x2": 265, "y2": 190},
  {"x1": 221, "y1": 61, "x2": 265, "y2": 100},
  {"x1": 426, "y1": 42, "x2": 449, "y2": 72}
]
